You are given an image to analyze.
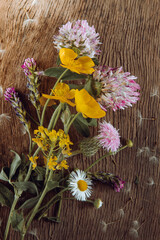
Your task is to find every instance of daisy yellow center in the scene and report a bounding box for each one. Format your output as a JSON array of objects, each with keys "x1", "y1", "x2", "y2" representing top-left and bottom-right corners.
[{"x1": 77, "y1": 180, "x2": 88, "y2": 191}]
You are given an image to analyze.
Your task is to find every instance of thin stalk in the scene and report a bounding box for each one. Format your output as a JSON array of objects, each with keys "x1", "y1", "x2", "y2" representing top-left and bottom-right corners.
[
  {"x1": 26, "y1": 111, "x2": 39, "y2": 125},
  {"x1": 37, "y1": 188, "x2": 68, "y2": 220},
  {"x1": 4, "y1": 195, "x2": 19, "y2": 240},
  {"x1": 40, "y1": 69, "x2": 68, "y2": 126},
  {"x1": 36, "y1": 108, "x2": 41, "y2": 123},
  {"x1": 65, "y1": 112, "x2": 81, "y2": 134},
  {"x1": 27, "y1": 130, "x2": 32, "y2": 155},
  {"x1": 84, "y1": 145, "x2": 128, "y2": 172},
  {"x1": 48, "y1": 103, "x2": 62, "y2": 130}
]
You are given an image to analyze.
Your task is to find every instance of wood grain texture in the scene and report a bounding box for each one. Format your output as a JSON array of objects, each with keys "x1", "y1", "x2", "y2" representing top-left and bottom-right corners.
[{"x1": 0, "y1": 0, "x2": 160, "y2": 239}]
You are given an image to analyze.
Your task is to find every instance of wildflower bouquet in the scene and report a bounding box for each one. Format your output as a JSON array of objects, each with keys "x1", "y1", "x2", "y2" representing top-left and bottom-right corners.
[{"x1": 0, "y1": 20, "x2": 140, "y2": 240}]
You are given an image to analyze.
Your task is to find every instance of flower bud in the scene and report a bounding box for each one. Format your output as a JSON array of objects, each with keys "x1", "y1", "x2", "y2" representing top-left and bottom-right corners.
[
  {"x1": 126, "y1": 139, "x2": 133, "y2": 147},
  {"x1": 94, "y1": 199, "x2": 103, "y2": 209}
]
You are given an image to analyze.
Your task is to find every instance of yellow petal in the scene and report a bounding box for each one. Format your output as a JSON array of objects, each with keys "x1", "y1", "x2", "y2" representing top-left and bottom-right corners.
[
  {"x1": 77, "y1": 56, "x2": 95, "y2": 68},
  {"x1": 59, "y1": 48, "x2": 78, "y2": 65},
  {"x1": 75, "y1": 89, "x2": 106, "y2": 118},
  {"x1": 39, "y1": 96, "x2": 56, "y2": 106}
]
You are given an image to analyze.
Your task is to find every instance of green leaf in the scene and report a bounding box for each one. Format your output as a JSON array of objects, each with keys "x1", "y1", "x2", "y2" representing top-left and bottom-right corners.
[
  {"x1": 72, "y1": 47, "x2": 81, "y2": 55},
  {"x1": 0, "y1": 183, "x2": 14, "y2": 207},
  {"x1": 43, "y1": 216, "x2": 61, "y2": 223},
  {"x1": 56, "y1": 55, "x2": 61, "y2": 66},
  {"x1": 68, "y1": 84, "x2": 84, "y2": 90},
  {"x1": 46, "y1": 181, "x2": 59, "y2": 192},
  {"x1": 44, "y1": 67, "x2": 87, "y2": 80},
  {"x1": 84, "y1": 77, "x2": 94, "y2": 96},
  {"x1": 73, "y1": 116, "x2": 90, "y2": 137},
  {"x1": 0, "y1": 167, "x2": 9, "y2": 181},
  {"x1": 19, "y1": 196, "x2": 39, "y2": 210},
  {"x1": 9, "y1": 151, "x2": 21, "y2": 180},
  {"x1": 11, "y1": 210, "x2": 24, "y2": 232},
  {"x1": 85, "y1": 118, "x2": 97, "y2": 127},
  {"x1": 92, "y1": 57, "x2": 99, "y2": 66},
  {"x1": 14, "y1": 181, "x2": 38, "y2": 195}
]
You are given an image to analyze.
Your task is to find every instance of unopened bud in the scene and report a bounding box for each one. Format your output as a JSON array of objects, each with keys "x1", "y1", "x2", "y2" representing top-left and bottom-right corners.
[
  {"x1": 94, "y1": 199, "x2": 103, "y2": 209},
  {"x1": 126, "y1": 139, "x2": 133, "y2": 147}
]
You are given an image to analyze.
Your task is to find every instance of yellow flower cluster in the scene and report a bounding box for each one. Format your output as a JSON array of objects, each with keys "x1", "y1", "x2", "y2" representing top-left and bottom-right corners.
[
  {"x1": 29, "y1": 156, "x2": 39, "y2": 169},
  {"x1": 46, "y1": 156, "x2": 69, "y2": 171},
  {"x1": 32, "y1": 126, "x2": 73, "y2": 156}
]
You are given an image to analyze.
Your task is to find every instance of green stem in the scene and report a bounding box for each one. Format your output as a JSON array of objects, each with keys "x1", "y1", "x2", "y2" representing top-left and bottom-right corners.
[
  {"x1": 36, "y1": 108, "x2": 41, "y2": 123},
  {"x1": 4, "y1": 147, "x2": 41, "y2": 240},
  {"x1": 22, "y1": 170, "x2": 54, "y2": 239},
  {"x1": 27, "y1": 131, "x2": 32, "y2": 155},
  {"x1": 65, "y1": 112, "x2": 81, "y2": 134},
  {"x1": 4, "y1": 195, "x2": 19, "y2": 240},
  {"x1": 40, "y1": 69, "x2": 68, "y2": 126},
  {"x1": 25, "y1": 147, "x2": 41, "y2": 182},
  {"x1": 48, "y1": 103, "x2": 62, "y2": 130},
  {"x1": 85, "y1": 145, "x2": 128, "y2": 172},
  {"x1": 37, "y1": 188, "x2": 68, "y2": 220},
  {"x1": 26, "y1": 111, "x2": 39, "y2": 125}
]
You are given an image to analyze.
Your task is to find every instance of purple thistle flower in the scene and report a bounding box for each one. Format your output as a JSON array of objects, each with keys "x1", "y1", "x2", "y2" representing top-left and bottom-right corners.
[
  {"x1": 21, "y1": 58, "x2": 36, "y2": 76},
  {"x1": 97, "y1": 121, "x2": 120, "y2": 152},
  {"x1": 93, "y1": 66, "x2": 140, "y2": 111},
  {"x1": 53, "y1": 20, "x2": 101, "y2": 58}
]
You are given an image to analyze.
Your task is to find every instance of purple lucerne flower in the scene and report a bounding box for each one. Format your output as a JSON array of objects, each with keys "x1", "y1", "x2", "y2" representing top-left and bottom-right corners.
[
  {"x1": 21, "y1": 58, "x2": 36, "y2": 76},
  {"x1": 4, "y1": 87, "x2": 17, "y2": 102},
  {"x1": 93, "y1": 66, "x2": 140, "y2": 111},
  {"x1": 53, "y1": 20, "x2": 101, "y2": 58}
]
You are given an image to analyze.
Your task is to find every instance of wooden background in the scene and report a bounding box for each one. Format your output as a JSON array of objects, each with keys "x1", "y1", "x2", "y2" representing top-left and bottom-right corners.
[{"x1": 0, "y1": 0, "x2": 160, "y2": 239}]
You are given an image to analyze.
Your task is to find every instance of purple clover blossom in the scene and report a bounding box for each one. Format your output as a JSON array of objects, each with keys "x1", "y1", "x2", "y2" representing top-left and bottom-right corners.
[
  {"x1": 97, "y1": 121, "x2": 120, "y2": 152},
  {"x1": 93, "y1": 66, "x2": 140, "y2": 111},
  {"x1": 21, "y1": 58, "x2": 36, "y2": 76},
  {"x1": 53, "y1": 20, "x2": 101, "y2": 58}
]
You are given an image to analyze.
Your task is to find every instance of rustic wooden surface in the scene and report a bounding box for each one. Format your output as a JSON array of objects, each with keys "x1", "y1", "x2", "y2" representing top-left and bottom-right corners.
[{"x1": 0, "y1": 0, "x2": 160, "y2": 239}]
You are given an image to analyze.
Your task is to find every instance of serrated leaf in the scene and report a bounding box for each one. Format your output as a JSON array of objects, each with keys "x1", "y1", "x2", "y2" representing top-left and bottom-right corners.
[
  {"x1": 9, "y1": 151, "x2": 21, "y2": 180},
  {"x1": 73, "y1": 117, "x2": 90, "y2": 137},
  {"x1": 19, "y1": 196, "x2": 39, "y2": 210},
  {"x1": 46, "y1": 181, "x2": 59, "y2": 192},
  {"x1": 44, "y1": 67, "x2": 87, "y2": 80},
  {"x1": 0, "y1": 183, "x2": 14, "y2": 207},
  {"x1": 0, "y1": 167, "x2": 9, "y2": 181},
  {"x1": 11, "y1": 210, "x2": 24, "y2": 232},
  {"x1": 14, "y1": 181, "x2": 38, "y2": 195}
]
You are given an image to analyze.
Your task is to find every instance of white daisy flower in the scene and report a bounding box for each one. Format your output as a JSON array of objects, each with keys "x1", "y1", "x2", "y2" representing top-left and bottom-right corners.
[{"x1": 68, "y1": 169, "x2": 92, "y2": 201}]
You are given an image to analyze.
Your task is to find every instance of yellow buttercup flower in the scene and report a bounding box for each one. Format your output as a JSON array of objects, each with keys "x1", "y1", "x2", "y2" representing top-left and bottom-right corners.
[
  {"x1": 42, "y1": 83, "x2": 75, "y2": 107},
  {"x1": 75, "y1": 89, "x2": 106, "y2": 118},
  {"x1": 29, "y1": 156, "x2": 38, "y2": 169},
  {"x1": 59, "y1": 48, "x2": 95, "y2": 74}
]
